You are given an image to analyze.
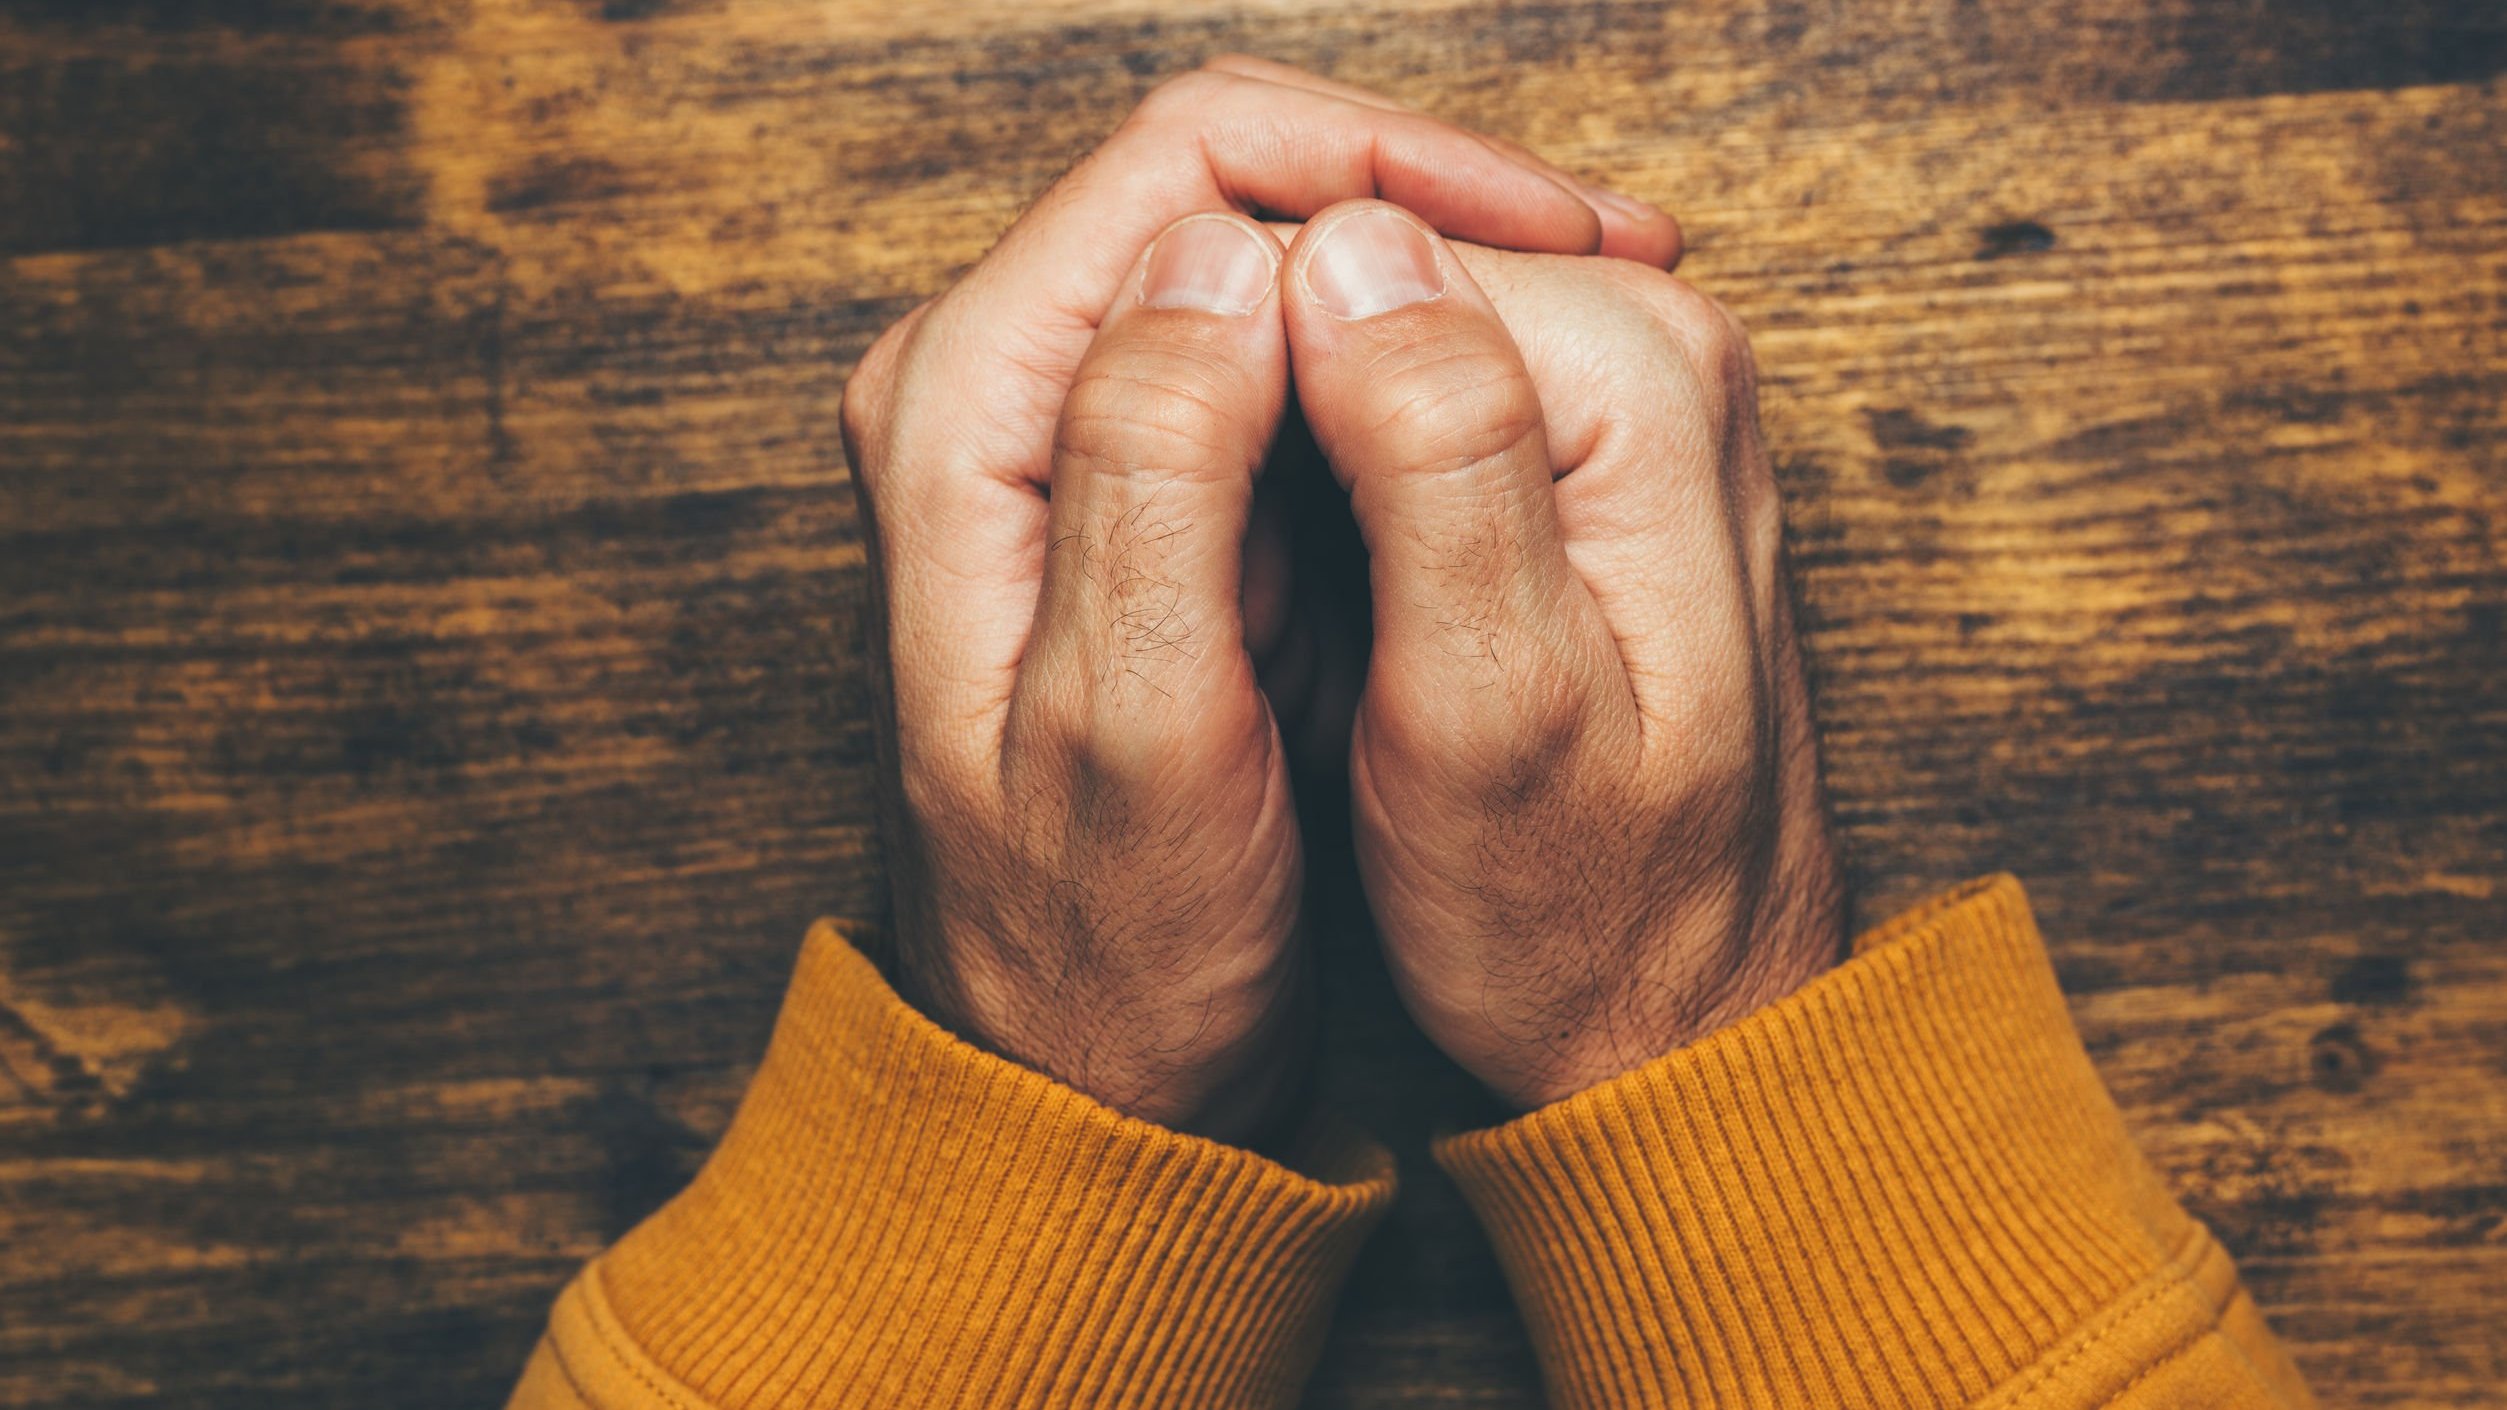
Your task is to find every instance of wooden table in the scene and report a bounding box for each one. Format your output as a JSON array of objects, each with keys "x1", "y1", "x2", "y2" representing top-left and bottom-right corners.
[{"x1": 3, "y1": 2, "x2": 2502, "y2": 1405}]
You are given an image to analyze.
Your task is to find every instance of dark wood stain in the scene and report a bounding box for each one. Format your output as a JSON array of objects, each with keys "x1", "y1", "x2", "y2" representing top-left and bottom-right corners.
[
  {"x1": 1976, "y1": 219, "x2": 2056, "y2": 260},
  {"x1": 1, "y1": 1, "x2": 2502, "y2": 1406}
]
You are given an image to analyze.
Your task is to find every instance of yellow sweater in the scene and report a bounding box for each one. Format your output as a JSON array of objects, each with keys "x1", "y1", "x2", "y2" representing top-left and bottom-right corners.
[{"x1": 508, "y1": 877, "x2": 2314, "y2": 1408}]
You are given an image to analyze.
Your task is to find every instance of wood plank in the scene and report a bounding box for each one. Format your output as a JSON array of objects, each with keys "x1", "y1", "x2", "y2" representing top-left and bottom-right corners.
[{"x1": 2, "y1": 1, "x2": 2500, "y2": 1405}]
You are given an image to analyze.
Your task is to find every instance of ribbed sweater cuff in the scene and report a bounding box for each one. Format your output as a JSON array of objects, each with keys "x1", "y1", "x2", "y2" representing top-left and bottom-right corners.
[
  {"x1": 1435, "y1": 875, "x2": 2205, "y2": 1409},
  {"x1": 572, "y1": 921, "x2": 1396, "y2": 1410}
]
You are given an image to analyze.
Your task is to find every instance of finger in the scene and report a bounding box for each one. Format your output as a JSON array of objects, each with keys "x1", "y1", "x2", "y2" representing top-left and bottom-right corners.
[
  {"x1": 864, "y1": 65, "x2": 1617, "y2": 771},
  {"x1": 1564, "y1": 282, "x2": 1772, "y2": 742},
  {"x1": 1119, "y1": 64, "x2": 1602, "y2": 250},
  {"x1": 1447, "y1": 244, "x2": 1765, "y2": 747},
  {"x1": 1280, "y1": 200, "x2": 1629, "y2": 762},
  {"x1": 1195, "y1": 53, "x2": 1418, "y2": 113},
  {"x1": 1008, "y1": 212, "x2": 1292, "y2": 779},
  {"x1": 1199, "y1": 55, "x2": 1682, "y2": 268},
  {"x1": 1478, "y1": 131, "x2": 1685, "y2": 269},
  {"x1": 942, "y1": 65, "x2": 1605, "y2": 394}
]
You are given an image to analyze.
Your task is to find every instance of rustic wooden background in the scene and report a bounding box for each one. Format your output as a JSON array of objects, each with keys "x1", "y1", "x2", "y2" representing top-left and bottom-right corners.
[{"x1": 3, "y1": 0, "x2": 2503, "y2": 1405}]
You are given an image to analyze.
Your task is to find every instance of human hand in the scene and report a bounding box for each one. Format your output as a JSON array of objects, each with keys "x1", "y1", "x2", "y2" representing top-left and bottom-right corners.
[
  {"x1": 1277, "y1": 202, "x2": 1847, "y2": 1110},
  {"x1": 837, "y1": 63, "x2": 1681, "y2": 1141}
]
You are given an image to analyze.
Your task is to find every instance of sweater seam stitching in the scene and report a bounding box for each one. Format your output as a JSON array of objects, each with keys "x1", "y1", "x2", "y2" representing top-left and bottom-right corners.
[
  {"x1": 1982, "y1": 1222, "x2": 2225, "y2": 1407},
  {"x1": 578, "y1": 1263, "x2": 707, "y2": 1410},
  {"x1": 543, "y1": 1321, "x2": 602, "y2": 1410},
  {"x1": 2103, "y1": 1321, "x2": 2215, "y2": 1405}
]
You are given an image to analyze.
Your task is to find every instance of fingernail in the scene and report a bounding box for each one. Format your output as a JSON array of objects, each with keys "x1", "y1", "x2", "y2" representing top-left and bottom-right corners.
[
  {"x1": 1302, "y1": 207, "x2": 1446, "y2": 320},
  {"x1": 1140, "y1": 215, "x2": 1277, "y2": 316}
]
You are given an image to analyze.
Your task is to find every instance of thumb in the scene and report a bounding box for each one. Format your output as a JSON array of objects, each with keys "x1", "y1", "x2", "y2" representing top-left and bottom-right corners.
[
  {"x1": 1009, "y1": 212, "x2": 1290, "y2": 779},
  {"x1": 1282, "y1": 201, "x2": 1624, "y2": 765}
]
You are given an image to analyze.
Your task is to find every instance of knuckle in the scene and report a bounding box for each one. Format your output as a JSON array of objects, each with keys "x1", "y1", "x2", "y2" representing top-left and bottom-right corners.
[
  {"x1": 837, "y1": 358, "x2": 886, "y2": 456},
  {"x1": 1488, "y1": 677, "x2": 1591, "y2": 787},
  {"x1": 1057, "y1": 341, "x2": 1248, "y2": 479},
  {"x1": 1042, "y1": 718, "x2": 1140, "y2": 802},
  {"x1": 1597, "y1": 269, "x2": 1760, "y2": 452},
  {"x1": 1383, "y1": 667, "x2": 1594, "y2": 812},
  {"x1": 1703, "y1": 299, "x2": 1760, "y2": 399},
  {"x1": 1614, "y1": 269, "x2": 1756, "y2": 390},
  {"x1": 1366, "y1": 347, "x2": 1546, "y2": 479},
  {"x1": 1015, "y1": 690, "x2": 1244, "y2": 816},
  {"x1": 839, "y1": 303, "x2": 928, "y2": 471},
  {"x1": 1376, "y1": 649, "x2": 1593, "y2": 789},
  {"x1": 1686, "y1": 306, "x2": 1757, "y2": 398}
]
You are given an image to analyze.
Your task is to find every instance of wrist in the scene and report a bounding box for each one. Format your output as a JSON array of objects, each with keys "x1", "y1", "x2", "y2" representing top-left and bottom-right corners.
[
  {"x1": 889, "y1": 927, "x2": 1316, "y2": 1148},
  {"x1": 1495, "y1": 833, "x2": 1847, "y2": 1111},
  {"x1": 1685, "y1": 842, "x2": 1851, "y2": 1040}
]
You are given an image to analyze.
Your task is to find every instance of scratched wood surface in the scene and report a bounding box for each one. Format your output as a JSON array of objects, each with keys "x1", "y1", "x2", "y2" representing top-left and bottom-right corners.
[{"x1": 3, "y1": 1, "x2": 2503, "y2": 1405}]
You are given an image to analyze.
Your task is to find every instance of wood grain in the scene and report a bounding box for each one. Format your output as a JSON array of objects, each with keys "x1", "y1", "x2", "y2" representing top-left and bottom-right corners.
[{"x1": 3, "y1": 1, "x2": 2502, "y2": 1405}]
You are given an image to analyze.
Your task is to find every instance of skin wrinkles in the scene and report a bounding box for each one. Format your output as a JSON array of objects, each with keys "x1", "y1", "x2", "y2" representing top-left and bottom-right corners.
[
  {"x1": 850, "y1": 60, "x2": 1832, "y2": 1137},
  {"x1": 1356, "y1": 351, "x2": 1545, "y2": 480},
  {"x1": 1274, "y1": 211, "x2": 1842, "y2": 1108}
]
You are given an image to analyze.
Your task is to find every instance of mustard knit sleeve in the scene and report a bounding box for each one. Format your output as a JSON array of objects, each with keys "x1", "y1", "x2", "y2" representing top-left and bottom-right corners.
[
  {"x1": 1435, "y1": 875, "x2": 2317, "y2": 1409},
  {"x1": 507, "y1": 921, "x2": 1394, "y2": 1410}
]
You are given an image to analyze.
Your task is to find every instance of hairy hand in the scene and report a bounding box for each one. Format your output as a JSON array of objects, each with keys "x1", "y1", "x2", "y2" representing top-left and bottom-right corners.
[
  {"x1": 1277, "y1": 202, "x2": 1846, "y2": 1110},
  {"x1": 838, "y1": 63, "x2": 1680, "y2": 1141}
]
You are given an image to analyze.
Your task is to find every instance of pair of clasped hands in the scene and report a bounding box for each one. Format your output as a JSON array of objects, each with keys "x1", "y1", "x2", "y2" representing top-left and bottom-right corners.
[{"x1": 841, "y1": 58, "x2": 1845, "y2": 1145}]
